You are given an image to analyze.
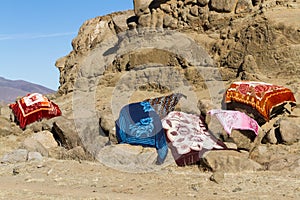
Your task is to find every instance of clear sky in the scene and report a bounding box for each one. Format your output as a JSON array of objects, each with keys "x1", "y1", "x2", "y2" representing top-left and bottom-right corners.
[{"x1": 0, "y1": 0, "x2": 133, "y2": 90}]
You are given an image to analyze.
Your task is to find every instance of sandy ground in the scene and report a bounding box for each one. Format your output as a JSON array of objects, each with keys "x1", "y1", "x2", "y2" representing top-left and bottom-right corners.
[{"x1": 0, "y1": 158, "x2": 299, "y2": 200}]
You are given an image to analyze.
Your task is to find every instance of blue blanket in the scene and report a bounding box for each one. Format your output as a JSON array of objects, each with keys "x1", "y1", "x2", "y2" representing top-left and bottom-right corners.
[{"x1": 115, "y1": 101, "x2": 168, "y2": 164}]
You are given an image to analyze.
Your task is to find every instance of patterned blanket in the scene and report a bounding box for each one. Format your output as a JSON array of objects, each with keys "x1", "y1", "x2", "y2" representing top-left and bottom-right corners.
[
  {"x1": 207, "y1": 109, "x2": 260, "y2": 135},
  {"x1": 115, "y1": 101, "x2": 168, "y2": 164},
  {"x1": 10, "y1": 93, "x2": 61, "y2": 129},
  {"x1": 144, "y1": 93, "x2": 186, "y2": 119},
  {"x1": 162, "y1": 111, "x2": 226, "y2": 166},
  {"x1": 224, "y1": 81, "x2": 296, "y2": 121}
]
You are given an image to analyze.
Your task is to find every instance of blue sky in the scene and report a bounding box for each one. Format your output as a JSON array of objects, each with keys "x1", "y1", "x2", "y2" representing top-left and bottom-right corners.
[{"x1": 0, "y1": 0, "x2": 133, "y2": 90}]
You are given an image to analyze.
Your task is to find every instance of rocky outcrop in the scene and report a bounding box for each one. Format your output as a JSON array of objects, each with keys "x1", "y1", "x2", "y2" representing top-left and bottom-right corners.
[
  {"x1": 1, "y1": 0, "x2": 299, "y2": 174},
  {"x1": 56, "y1": 0, "x2": 300, "y2": 95},
  {"x1": 55, "y1": 10, "x2": 134, "y2": 95},
  {"x1": 50, "y1": 0, "x2": 300, "y2": 169}
]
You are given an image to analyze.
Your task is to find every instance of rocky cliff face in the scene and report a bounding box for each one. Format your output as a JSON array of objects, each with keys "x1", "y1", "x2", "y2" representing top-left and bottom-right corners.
[
  {"x1": 50, "y1": 0, "x2": 300, "y2": 161},
  {"x1": 56, "y1": 0, "x2": 300, "y2": 95}
]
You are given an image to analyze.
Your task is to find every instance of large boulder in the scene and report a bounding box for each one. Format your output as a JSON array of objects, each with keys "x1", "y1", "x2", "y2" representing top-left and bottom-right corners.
[
  {"x1": 202, "y1": 150, "x2": 263, "y2": 172},
  {"x1": 266, "y1": 154, "x2": 300, "y2": 172},
  {"x1": 1, "y1": 149, "x2": 28, "y2": 164},
  {"x1": 279, "y1": 119, "x2": 300, "y2": 145},
  {"x1": 210, "y1": 0, "x2": 238, "y2": 13},
  {"x1": 134, "y1": 0, "x2": 152, "y2": 16},
  {"x1": 96, "y1": 144, "x2": 175, "y2": 173}
]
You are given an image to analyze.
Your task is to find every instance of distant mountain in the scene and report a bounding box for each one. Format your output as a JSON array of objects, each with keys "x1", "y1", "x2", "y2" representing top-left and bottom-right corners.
[{"x1": 0, "y1": 77, "x2": 55, "y2": 103}]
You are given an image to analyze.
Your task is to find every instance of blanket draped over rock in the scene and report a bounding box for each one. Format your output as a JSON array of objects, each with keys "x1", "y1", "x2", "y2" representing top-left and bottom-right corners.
[
  {"x1": 144, "y1": 93, "x2": 186, "y2": 119},
  {"x1": 224, "y1": 81, "x2": 296, "y2": 121},
  {"x1": 162, "y1": 111, "x2": 226, "y2": 166},
  {"x1": 9, "y1": 93, "x2": 61, "y2": 129},
  {"x1": 115, "y1": 101, "x2": 168, "y2": 164},
  {"x1": 207, "y1": 109, "x2": 260, "y2": 135}
]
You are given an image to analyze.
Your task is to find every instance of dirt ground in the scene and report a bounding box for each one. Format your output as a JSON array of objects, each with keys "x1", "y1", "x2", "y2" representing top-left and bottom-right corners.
[{"x1": 0, "y1": 158, "x2": 299, "y2": 200}]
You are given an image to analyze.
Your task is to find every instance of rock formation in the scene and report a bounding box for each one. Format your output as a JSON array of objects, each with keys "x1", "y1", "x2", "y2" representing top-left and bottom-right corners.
[{"x1": 1, "y1": 0, "x2": 299, "y2": 173}]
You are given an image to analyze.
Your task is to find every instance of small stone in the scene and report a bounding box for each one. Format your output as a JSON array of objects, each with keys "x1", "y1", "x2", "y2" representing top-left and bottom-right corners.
[
  {"x1": 210, "y1": 171, "x2": 225, "y2": 184},
  {"x1": 197, "y1": 0, "x2": 209, "y2": 6},
  {"x1": 232, "y1": 187, "x2": 242, "y2": 192},
  {"x1": 27, "y1": 152, "x2": 43, "y2": 162},
  {"x1": 160, "y1": 4, "x2": 172, "y2": 13},
  {"x1": 2, "y1": 149, "x2": 28, "y2": 164},
  {"x1": 13, "y1": 167, "x2": 20, "y2": 175},
  {"x1": 190, "y1": 5, "x2": 199, "y2": 16}
]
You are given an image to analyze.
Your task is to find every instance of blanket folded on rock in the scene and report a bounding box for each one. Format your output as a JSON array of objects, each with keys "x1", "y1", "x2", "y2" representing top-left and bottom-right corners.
[
  {"x1": 224, "y1": 81, "x2": 296, "y2": 121},
  {"x1": 162, "y1": 111, "x2": 226, "y2": 166},
  {"x1": 207, "y1": 109, "x2": 260, "y2": 135},
  {"x1": 144, "y1": 93, "x2": 186, "y2": 119},
  {"x1": 115, "y1": 101, "x2": 168, "y2": 164},
  {"x1": 10, "y1": 93, "x2": 61, "y2": 129}
]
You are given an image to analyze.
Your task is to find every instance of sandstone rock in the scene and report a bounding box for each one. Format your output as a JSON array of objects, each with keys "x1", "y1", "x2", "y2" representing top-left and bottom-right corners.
[
  {"x1": 228, "y1": 130, "x2": 256, "y2": 151},
  {"x1": 190, "y1": 5, "x2": 199, "y2": 16},
  {"x1": 96, "y1": 144, "x2": 175, "y2": 173},
  {"x1": 156, "y1": 8, "x2": 164, "y2": 29},
  {"x1": 163, "y1": 14, "x2": 178, "y2": 28},
  {"x1": 27, "y1": 152, "x2": 43, "y2": 162},
  {"x1": 235, "y1": 0, "x2": 253, "y2": 14},
  {"x1": 252, "y1": 0, "x2": 262, "y2": 6},
  {"x1": 279, "y1": 119, "x2": 300, "y2": 145},
  {"x1": 264, "y1": 127, "x2": 278, "y2": 144},
  {"x1": 1, "y1": 149, "x2": 28, "y2": 164},
  {"x1": 0, "y1": 117, "x2": 13, "y2": 137},
  {"x1": 249, "y1": 144, "x2": 297, "y2": 165},
  {"x1": 210, "y1": 0, "x2": 237, "y2": 13},
  {"x1": 31, "y1": 131, "x2": 58, "y2": 149},
  {"x1": 138, "y1": 13, "x2": 152, "y2": 27},
  {"x1": 150, "y1": 9, "x2": 158, "y2": 29},
  {"x1": 65, "y1": 146, "x2": 90, "y2": 161},
  {"x1": 134, "y1": 0, "x2": 152, "y2": 17},
  {"x1": 52, "y1": 116, "x2": 82, "y2": 150},
  {"x1": 202, "y1": 150, "x2": 263, "y2": 172},
  {"x1": 22, "y1": 137, "x2": 49, "y2": 157},
  {"x1": 26, "y1": 121, "x2": 52, "y2": 133},
  {"x1": 266, "y1": 154, "x2": 300, "y2": 172},
  {"x1": 160, "y1": 4, "x2": 172, "y2": 13},
  {"x1": 225, "y1": 51, "x2": 244, "y2": 70},
  {"x1": 210, "y1": 170, "x2": 225, "y2": 184},
  {"x1": 197, "y1": 0, "x2": 209, "y2": 6},
  {"x1": 238, "y1": 54, "x2": 263, "y2": 80},
  {"x1": 223, "y1": 142, "x2": 238, "y2": 149},
  {"x1": 206, "y1": 114, "x2": 225, "y2": 139},
  {"x1": 0, "y1": 105, "x2": 12, "y2": 120},
  {"x1": 185, "y1": 0, "x2": 196, "y2": 5}
]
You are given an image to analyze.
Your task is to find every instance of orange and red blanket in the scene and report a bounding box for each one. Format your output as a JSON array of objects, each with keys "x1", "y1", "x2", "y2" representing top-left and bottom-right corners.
[
  {"x1": 10, "y1": 93, "x2": 61, "y2": 129},
  {"x1": 224, "y1": 81, "x2": 296, "y2": 121}
]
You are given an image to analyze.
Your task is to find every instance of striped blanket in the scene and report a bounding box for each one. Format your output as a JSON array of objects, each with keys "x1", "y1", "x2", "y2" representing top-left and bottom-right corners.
[{"x1": 144, "y1": 93, "x2": 186, "y2": 119}]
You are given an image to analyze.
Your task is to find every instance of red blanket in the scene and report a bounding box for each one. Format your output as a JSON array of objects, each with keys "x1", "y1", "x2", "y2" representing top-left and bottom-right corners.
[
  {"x1": 224, "y1": 81, "x2": 296, "y2": 121},
  {"x1": 10, "y1": 93, "x2": 61, "y2": 129}
]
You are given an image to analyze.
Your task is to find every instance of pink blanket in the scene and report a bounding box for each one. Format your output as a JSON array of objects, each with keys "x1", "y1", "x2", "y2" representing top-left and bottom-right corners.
[{"x1": 207, "y1": 109, "x2": 259, "y2": 135}]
